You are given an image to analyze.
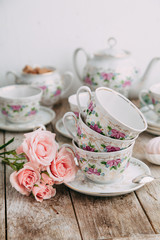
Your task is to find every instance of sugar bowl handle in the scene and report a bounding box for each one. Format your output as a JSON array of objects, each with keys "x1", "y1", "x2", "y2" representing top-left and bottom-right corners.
[{"x1": 6, "y1": 71, "x2": 21, "y2": 84}]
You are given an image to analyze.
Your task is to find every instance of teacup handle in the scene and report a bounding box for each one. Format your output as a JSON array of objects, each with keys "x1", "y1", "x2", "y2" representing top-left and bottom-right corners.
[
  {"x1": 139, "y1": 89, "x2": 153, "y2": 111},
  {"x1": 63, "y1": 112, "x2": 78, "y2": 142},
  {"x1": 76, "y1": 86, "x2": 92, "y2": 117},
  {"x1": 6, "y1": 71, "x2": 21, "y2": 84},
  {"x1": 61, "y1": 71, "x2": 74, "y2": 97}
]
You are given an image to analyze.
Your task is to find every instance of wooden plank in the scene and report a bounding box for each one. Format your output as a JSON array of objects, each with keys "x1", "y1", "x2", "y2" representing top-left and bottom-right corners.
[
  {"x1": 0, "y1": 131, "x2": 5, "y2": 240},
  {"x1": 133, "y1": 132, "x2": 160, "y2": 234},
  {"x1": 70, "y1": 190, "x2": 154, "y2": 240},
  {"x1": 100, "y1": 234, "x2": 160, "y2": 240},
  {"x1": 5, "y1": 129, "x2": 81, "y2": 240}
]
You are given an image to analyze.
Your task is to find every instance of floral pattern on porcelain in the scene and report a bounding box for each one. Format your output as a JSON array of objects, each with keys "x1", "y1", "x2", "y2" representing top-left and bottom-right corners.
[
  {"x1": 83, "y1": 68, "x2": 138, "y2": 96},
  {"x1": 1, "y1": 102, "x2": 39, "y2": 123},
  {"x1": 86, "y1": 103, "x2": 136, "y2": 140},
  {"x1": 84, "y1": 164, "x2": 105, "y2": 176},
  {"x1": 74, "y1": 116, "x2": 134, "y2": 152},
  {"x1": 74, "y1": 143, "x2": 133, "y2": 183}
]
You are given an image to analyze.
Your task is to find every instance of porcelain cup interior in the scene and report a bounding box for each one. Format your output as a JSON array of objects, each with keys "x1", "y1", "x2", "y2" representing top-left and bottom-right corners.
[
  {"x1": 77, "y1": 86, "x2": 147, "y2": 140},
  {"x1": 63, "y1": 111, "x2": 136, "y2": 153},
  {"x1": 72, "y1": 140, "x2": 134, "y2": 184},
  {"x1": 0, "y1": 85, "x2": 42, "y2": 123},
  {"x1": 139, "y1": 83, "x2": 160, "y2": 117},
  {"x1": 68, "y1": 92, "x2": 90, "y2": 117}
]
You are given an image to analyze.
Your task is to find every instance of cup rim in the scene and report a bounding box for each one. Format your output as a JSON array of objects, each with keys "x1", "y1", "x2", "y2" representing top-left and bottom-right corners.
[
  {"x1": 72, "y1": 139, "x2": 134, "y2": 156},
  {"x1": 95, "y1": 87, "x2": 147, "y2": 132},
  {"x1": 79, "y1": 113, "x2": 137, "y2": 143},
  {"x1": 0, "y1": 85, "x2": 42, "y2": 101}
]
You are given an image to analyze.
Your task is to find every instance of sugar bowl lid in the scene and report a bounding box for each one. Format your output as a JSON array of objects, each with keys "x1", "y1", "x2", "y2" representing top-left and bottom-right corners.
[{"x1": 94, "y1": 37, "x2": 130, "y2": 58}]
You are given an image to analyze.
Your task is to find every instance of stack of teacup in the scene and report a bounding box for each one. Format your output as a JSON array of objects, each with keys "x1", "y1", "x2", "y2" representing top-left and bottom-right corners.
[{"x1": 63, "y1": 86, "x2": 147, "y2": 184}]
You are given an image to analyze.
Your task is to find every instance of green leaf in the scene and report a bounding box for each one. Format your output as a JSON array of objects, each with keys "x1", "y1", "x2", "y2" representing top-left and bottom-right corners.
[
  {"x1": 108, "y1": 126, "x2": 112, "y2": 130},
  {"x1": 97, "y1": 121, "x2": 102, "y2": 128},
  {"x1": 117, "y1": 163, "x2": 121, "y2": 168},
  {"x1": 101, "y1": 144, "x2": 106, "y2": 148},
  {"x1": 0, "y1": 138, "x2": 14, "y2": 150},
  {"x1": 95, "y1": 112, "x2": 98, "y2": 117},
  {"x1": 101, "y1": 161, "x2": 106, "y2": 165},
  {"x1": 97, "y1": 169, "x2": 101, "y2": 173}
]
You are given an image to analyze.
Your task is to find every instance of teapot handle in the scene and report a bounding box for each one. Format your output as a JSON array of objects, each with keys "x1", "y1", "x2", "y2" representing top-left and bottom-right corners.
[
  {"x1": 73, "y1": 48, "x2": 89, "y2": 81},
  {"x1": 61, "y1": 71, "x2": 74, "y2": 97},
  {"x1": 141, "y1": 57, "x2": 160, "y2": 84},
  {"x1": 6, "y1": 71, "x2": 21, "y2": 84}
]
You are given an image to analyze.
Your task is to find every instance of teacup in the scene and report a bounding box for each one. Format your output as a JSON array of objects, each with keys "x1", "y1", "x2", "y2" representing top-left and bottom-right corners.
[
  {"x1": 139, "y1": 83, "x2": 160, "y2": 117},
  {"x1": 63, "y1": 112, "x2": 136, "y2": 152},
  {"x1": 77, "y1": 86, "x2": 147, "y2": 140},
  {"x1": 62, "y1": 140, "x2": 134, "y2": 184},
  {"x1": 68, "y1": 92, "x2": 90, "y2": 118},
  {"x1": 7, "y1": 66, "x2": 73, "y2": 107},
  {"x1": 0, "y1": 85, "x2": 42, "y2": 123}
]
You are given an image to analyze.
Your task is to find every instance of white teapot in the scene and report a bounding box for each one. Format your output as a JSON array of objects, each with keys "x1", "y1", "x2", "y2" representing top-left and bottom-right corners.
[{"x1": 73, "y1": 38, "x2": 160, "y2": 98}]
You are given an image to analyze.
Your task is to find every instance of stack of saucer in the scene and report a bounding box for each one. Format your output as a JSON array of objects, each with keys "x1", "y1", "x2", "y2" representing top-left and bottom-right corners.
[
  {"x1": 140, "y1": 105, "x2": 160, "y2": 135},
  {"x1": 139, "y1": 83, "x2": 160, "y2": 136},
  {"x1": 63, "y1": 86, "x2": 147, "y2": 185}
]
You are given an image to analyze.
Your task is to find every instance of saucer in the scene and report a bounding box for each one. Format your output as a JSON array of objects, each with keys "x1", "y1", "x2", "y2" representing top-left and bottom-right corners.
[
  {"x1": 146, "y1": 128, "x2": 160, "y2": 136},
  {"x1": 0, "y1": 106, "x2": 56, "y2": 132},
  {"x1": 140, "y1": 106, "x2": 160, "y2": 128},
  {"x1": 55, "y1": 117, "x2": 76, "y2": 139},
  {"x1": 65, "y1": 157, "x2": 150, "y2": 197}
]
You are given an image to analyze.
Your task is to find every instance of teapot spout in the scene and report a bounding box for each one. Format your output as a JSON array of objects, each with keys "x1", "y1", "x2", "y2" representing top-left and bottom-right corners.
[{"x1": 141, "y1": 57, "x2": 160, "y2": 84}]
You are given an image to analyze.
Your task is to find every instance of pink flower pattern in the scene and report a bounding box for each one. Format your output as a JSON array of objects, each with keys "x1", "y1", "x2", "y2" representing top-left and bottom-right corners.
[
  {"x1": 39, "y1": 85, "x2": 47, "y2": 90},
  {"x1": 54, "y1": 89, "x2": 61, "y2": 96},
  {"x1": 88, "y1": 101, "x2": 94, "y2": 112},
  {"x1": 77, "y1": 126, "x2": 82, "y2": 136},
  {"x1": 82, "y1": 146, "x2": 95, "y2": 152},
  {"x1": 11, "y1": 105, "x2": 22, "y2": 111},
  {"x1": 107, "y1": 159, "x2": 121, "y2": 167},
  {"x1": 105, "y1": 145, "x2": 120, "y2": 152},
  {"x1": 90, "y1": 124, "x2": 102, "y2": 134},
  {"x1": 84, "y1": 76, "x2": 92, "y2": 85},
  {"x1": 101, "y1": 72, "x2": 114, "y2": 81},
  {"x1": 122, "y1": 80, "x2": 131, "y2": 88},
  {"x1": 110, "y1": 129, "x2": 126, "y2": 139},
  {"x1": 87, "y1": 168, "x2": 100, "y2": 175}
]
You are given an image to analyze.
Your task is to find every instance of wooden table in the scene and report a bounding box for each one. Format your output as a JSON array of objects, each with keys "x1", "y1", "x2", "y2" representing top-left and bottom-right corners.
[{"x1": 1, "y1": 99, "x2": 160, "y2": 240}]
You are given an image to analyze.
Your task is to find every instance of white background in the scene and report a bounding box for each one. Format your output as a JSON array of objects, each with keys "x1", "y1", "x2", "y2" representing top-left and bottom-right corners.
[{"x1": 0, "y1": 0, "x2": 160, "y2": 95}]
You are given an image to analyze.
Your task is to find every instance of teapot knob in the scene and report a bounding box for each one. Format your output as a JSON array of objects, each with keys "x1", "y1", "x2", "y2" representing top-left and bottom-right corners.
[{"x1": 108, "y1": 37, "x2": 117, "y2": 48}]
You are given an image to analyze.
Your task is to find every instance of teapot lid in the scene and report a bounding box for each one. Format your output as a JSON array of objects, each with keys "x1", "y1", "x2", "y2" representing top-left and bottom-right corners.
[{"x1": 94, "y1": 37, "x2": 130, "y2": 58}]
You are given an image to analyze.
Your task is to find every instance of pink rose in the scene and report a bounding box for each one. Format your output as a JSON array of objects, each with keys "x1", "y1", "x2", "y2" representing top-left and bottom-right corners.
[
  {"x1": 10, "y1": 162, "x2": 40, "y2": 196},
  {"x1": 41, "y1": 172, "x2": 54, "y2": 185},
  {"x1": 16, "y1": 128, "x2": 58, "y2": 166},
  {"x1": 32, "y1": 183, "x2": 56, "y2": 202},
  {"x1": 47, "y1": 147, "x2": 78, "y2": 183}
]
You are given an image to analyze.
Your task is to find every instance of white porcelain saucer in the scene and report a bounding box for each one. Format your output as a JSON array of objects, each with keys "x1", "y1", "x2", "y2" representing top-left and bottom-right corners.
[
  {"x1": 140, "y1": 105, "x2": 160, "y2": 128},
  {"x1": 146, "y1": 128, "x2": 160, "y2": 136},
  {"x1": 65, "y1": 157, "x2": 150, "y2": 197},
  {"x1": 0, "y1": 106, "x2": 56, "y2": 132},
  {"x1": 55, "y1": 117, "x2": 76, "y2": 139}
]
